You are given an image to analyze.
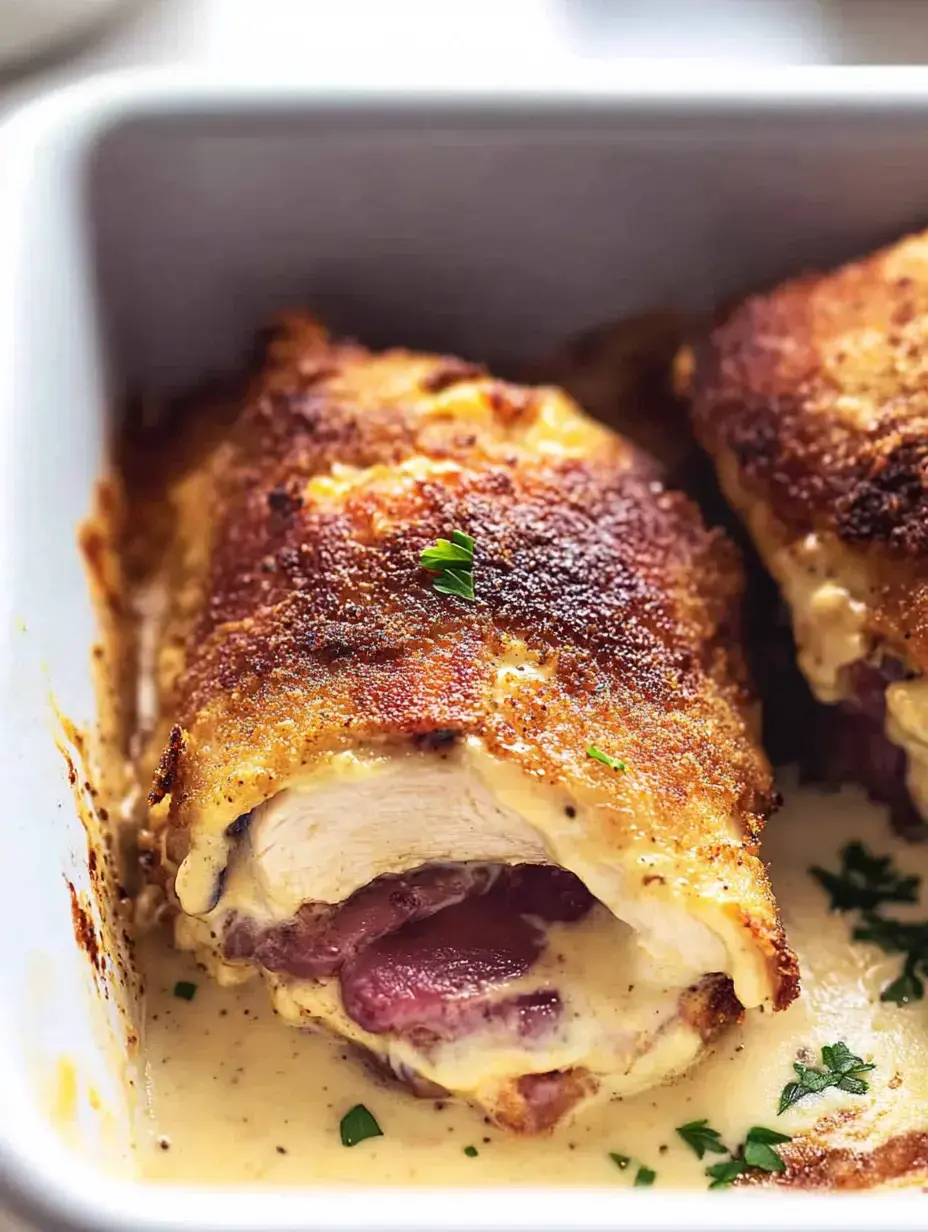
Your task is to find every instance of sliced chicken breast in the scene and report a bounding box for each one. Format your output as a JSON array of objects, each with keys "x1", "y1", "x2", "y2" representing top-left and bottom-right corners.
[{"x1": 143, "y1": 313, "x2": 797, "y2": 1132}]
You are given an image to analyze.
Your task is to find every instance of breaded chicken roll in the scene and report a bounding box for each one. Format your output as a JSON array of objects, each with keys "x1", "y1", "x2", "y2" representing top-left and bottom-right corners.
[
  {"x1": 685, "y1": 229, "x2": 928, "y2": 834},
  {"x1": 143, "y1": 314, "x2": 797, "y2": 1133}
]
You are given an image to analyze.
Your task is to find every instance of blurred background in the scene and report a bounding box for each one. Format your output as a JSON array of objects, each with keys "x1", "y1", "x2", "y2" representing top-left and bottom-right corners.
[{"x1": 6, "y1": 0, "x2": 928, "y2": 111}]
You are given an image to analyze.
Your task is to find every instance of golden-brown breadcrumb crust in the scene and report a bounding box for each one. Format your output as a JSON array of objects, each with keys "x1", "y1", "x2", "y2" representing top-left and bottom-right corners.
[
  {"x1": 687, "y1": 226, "x2": 928, "y2": 669},
  {"x1": 145, "y1": 313, "x2": 797, "y2": 1011},
  {"x1": 741, "y1": 1130, "x2": 928, "y2": 1190}
]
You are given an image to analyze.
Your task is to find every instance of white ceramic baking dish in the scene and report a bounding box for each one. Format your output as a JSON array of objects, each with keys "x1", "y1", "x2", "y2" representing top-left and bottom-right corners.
[{"x1": 5, "y1": 67, "x2": 928, "y2": 1232}]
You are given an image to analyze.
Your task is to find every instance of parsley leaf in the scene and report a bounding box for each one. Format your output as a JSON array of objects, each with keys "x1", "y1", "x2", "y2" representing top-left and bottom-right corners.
[
  {"x1": 703, "y1": 1128, "x2": 790, "y2": 1189},
  {"x1": 608, "y1": 1152, "x2": 655, "y2": 1186},
  {"x1": 852, "y1": 914, "x2": 928, "y2": 956},
  {"x1": 742, "y1": 1126, "x2": 791, "y2": 1173},
  {"x1": 810, "y1": 844, "x2": 928, "y2": 1005},
  {"x1": 420, "y1": 530, "x2": 475, "y2": 601},
  {"x1": 172, "y1": 980, "x2": 197, "y2": 1001},
  {"x1": 587, "y1": 746, "x2": 627, "y2": 773},
  {"x1": 463, "y1": 1145, "x2": 478, "y2": 1158},
  {"x1": 851, "y1": 913, "x2": 928, "y2": 1003},
  {"x1": 880, "y1": 956, "x2": 925, "y2": 1005},
  {"x1": 339, "y1": 1104, "x2": 383, "y2": 1147},
  {"x1": 810, "y1": 841, "x2": 920, "y2": 914},
  {"x1": 676, "y1": 1119, "x2": 728, "y2": 1160},
  {"x1": 706, "y1": 1159, "x2": 745, "y2": 1189},
  {"x1": 777, "y1": 1041, "x2": 875, "y2": 1114}
]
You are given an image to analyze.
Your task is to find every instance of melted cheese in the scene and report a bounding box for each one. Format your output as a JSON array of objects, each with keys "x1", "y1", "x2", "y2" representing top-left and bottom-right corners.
[
  {"x1": 304, "y1": 457, "x2": 463, "y2": 507},
  {"x1": 137, "y1": 780, "x2": 928, "y2": 1188},
  {"x1": 267, "y1": 903, "x2": 706, "y2": 1103},
  {"x1": 768, "y1": 531, "x2": 928, "y2": 826},
  {"x1": 769, "y1": 533, "x2": 869, "y2": 705}
]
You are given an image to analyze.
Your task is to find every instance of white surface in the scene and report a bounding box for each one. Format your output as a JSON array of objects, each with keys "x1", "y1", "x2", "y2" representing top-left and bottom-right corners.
[{"x1": 7, "y1": 69, "x2": 928, "y2": 1232}]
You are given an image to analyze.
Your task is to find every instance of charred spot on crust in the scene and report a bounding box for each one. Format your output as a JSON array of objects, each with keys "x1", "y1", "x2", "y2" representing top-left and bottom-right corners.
[
  {"x1": 267, "y1": 484, "x2": 304, "y2": 518},
  {"x1": 421, "y1": 360, "x2": 486, "y2": 394},
  {"x1": 836, "y1": 438, "x2": 928, "y2": 553},
  {"x1": 412, "y1": 729, "x2": 460, "y2": 752},
  {"x1": 304, "y1": 619, "x2": 406, "y2": 664},
  {"x1": 149, "y1": 724, "x2": 184, "y2": 805},
  {"x1": 485, "y1": 383, "x2": 538, "y2": 426}
]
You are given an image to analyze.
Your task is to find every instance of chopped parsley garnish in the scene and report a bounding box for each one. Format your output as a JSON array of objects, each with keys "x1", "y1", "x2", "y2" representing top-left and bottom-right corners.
[
  {"x1": 706, "y1": 1159, "x2": 745, "y2": 1189},
  {"x1": 810, "y1": 841, "x2": 919, "y2": 914},
  {"x1": 741, "y1": 1126, "x2": 791, "y2": 1172},
  {"x1": 777, "y1": 1041, "x2": 876, "y2": 1114},
  {"x1": 676, "y1": 1119, "x2": 728, "y2": 1160},
  {"x1": 420, "y1": 530, "x2": 475, "y2": 601},
  {"x1": 587, "y1": 746, "x2": 627, "y2": 773},
  {"x1": 339, "y1": 1104, "x2": 383, "y2": 1147},
  {"x1": 172, "y1": 980, "x2": 197, "y2": 1001},
  {"x1": 852, "y1": 915, "x2": 928, "y2": 1003},
  {"x1": 609, "y1": 1151, "x2": 655, "y2": 1185},
  {"x1": 879, "y1": 956, "x2": 925, "y2": 1005},
  {"x1": 703, "y1": 1126, "x2": 792, "y2": 1189},
  {"x1": 463, "y1": 1145, "x2": 478, "y2": 1158},
  {"x1": 810, "y1": 843, "x2": 928, "y2": 1004}
]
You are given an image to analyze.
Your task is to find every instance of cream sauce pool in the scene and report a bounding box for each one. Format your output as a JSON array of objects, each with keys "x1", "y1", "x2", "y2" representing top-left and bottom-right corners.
[{"x1": 137, "y1": 779, "x2": 928, "y2": 1187}]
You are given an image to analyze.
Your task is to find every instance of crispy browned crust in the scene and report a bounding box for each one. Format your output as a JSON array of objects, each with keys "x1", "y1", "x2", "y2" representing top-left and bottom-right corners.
[
  {"x1": 688, "y1": 227, "x2": 928, "y2": 668},
  {"x1": 739, "y1": 1130, "x2": 928, "y2": 1190},
  {"x1": 149, "y1": 724, "x2": 184, "y2": 806},
  {"x1": 492, "y1": 1068, "x2": 600, "y2": 1135},
  {"x1": 678, "y1": 973, "x2": 744, "y2": 1040},
  {"x1": 143, "y1": 313, "x2": 797, "y2": 1009}
]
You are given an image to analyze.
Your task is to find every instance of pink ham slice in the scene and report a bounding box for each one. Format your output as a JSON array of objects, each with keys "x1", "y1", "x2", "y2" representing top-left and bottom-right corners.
[
  {"x1": 812, "y1": 659, "x2": 926, "y2": 838},
  {"x1": 222, "y1": 863, "x2": 593, "y2": 1040},
  {"x1": 340, "y1": 894, "x2": 554, "y2": 1037},
  {"x1": 224, "y1": 863, "x2": 593, "y2": 978},
  {"x1": 225, "y1": 863, "x2": 496, "y2": 978}
]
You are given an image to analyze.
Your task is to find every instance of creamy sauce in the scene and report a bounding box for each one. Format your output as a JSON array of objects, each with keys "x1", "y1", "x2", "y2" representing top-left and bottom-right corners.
[{"x1": 138, "y1": 779, "x2": 928, "y2": 1188}]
